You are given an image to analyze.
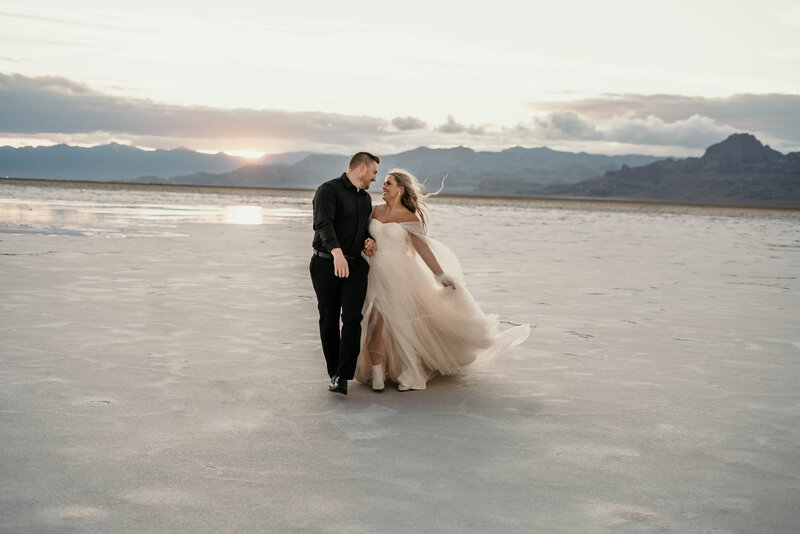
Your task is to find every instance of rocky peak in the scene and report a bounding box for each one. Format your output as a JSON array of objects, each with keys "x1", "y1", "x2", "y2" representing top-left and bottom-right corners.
[{"x1": 702, "y1": 133, "x2": 782, "y2": 165}]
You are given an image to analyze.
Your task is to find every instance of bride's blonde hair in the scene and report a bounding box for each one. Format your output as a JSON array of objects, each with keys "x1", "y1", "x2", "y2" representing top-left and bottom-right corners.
[{"x1": 386, "y1": 168, "x2": 445, "y2": 234}]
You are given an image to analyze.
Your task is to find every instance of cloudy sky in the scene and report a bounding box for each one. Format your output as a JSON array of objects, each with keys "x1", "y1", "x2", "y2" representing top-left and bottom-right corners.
[{"x1": 1, "y1": 0, "x2": 799, "y2": 157}]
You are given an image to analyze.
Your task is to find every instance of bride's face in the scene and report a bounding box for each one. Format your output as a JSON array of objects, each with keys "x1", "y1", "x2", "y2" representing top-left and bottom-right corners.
[{"x1": 382, "y1": 176, "x2": 404, "y2": 202}]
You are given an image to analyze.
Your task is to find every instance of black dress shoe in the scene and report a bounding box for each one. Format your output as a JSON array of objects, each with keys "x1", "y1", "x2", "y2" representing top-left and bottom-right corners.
[{"x1": 328, "y1": 375, "x2": 348, "y2": 395}]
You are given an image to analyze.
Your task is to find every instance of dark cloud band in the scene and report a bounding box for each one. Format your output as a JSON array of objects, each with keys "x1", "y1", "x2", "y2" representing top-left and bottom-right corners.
[
  {"x1": 532, "y1": 93, "x2": 800, "y2": 142},
  {"x1": 0, "y1": 73, "x2": 390, "y2": 144}
]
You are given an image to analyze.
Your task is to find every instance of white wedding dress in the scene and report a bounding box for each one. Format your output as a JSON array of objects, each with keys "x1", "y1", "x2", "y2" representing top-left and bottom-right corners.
[{"x1": 354, "y1": 219, "x2": 530, "y2": 390}]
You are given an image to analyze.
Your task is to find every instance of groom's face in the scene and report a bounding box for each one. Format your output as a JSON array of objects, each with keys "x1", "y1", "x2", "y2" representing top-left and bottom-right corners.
[{"x1": 358, "y1": 162, "x2": 379, "y2": 190}]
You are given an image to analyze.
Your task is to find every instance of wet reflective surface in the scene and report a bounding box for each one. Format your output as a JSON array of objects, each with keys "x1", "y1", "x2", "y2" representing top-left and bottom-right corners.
[{"x1": 0, "y1": 186, "x2": 311, "y2": 236}]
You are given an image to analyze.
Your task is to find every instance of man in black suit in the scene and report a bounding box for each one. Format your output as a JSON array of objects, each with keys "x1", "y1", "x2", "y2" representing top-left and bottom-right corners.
[{"x1": 310, "y1": 152, "x2": 379, "y2": 395}]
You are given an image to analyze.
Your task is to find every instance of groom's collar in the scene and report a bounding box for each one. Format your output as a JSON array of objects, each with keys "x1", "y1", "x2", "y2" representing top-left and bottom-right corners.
[{"x1": 339, "y1": 172, "x2": 362, "y2": 192}]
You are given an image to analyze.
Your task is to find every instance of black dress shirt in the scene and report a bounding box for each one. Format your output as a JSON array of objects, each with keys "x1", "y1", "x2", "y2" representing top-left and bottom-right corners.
[{"x1": 312, "y1": 173, "x2": 372, "y2": 257}]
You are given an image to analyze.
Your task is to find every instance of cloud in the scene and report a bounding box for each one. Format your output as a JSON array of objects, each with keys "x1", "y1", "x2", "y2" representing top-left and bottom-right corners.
[
  {"x1": 533, "y1": 111, "x2": 598, "y2": 140},
  {"x1": 391, "y1": 116, "x2": 427, "y2": 131},
  {"x1": 603, "y1": 114, "x2": 736, "y2": 148},
  {"x1": 436, "y1": 115, "x2": 485, "y2": 135},
  {"x1": 0, "y1": 73, "x2": 389, "y2": 145},
  {"x1": 530, "y1": 110, "x2": 737, "y2": 149},
  {"x1": 531, "y1": 93, "x2": 800, "y2": 143}
]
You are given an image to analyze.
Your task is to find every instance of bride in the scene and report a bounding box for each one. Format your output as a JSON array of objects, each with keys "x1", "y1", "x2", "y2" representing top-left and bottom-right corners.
[{"x1": 354, "y1": 169, "x2": 529, "y2": 391}]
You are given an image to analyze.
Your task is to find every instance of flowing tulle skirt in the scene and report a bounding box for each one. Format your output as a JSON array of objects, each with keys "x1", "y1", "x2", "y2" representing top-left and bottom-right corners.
[{"x1": 354, "y1": 225, "x2": 529, "y2": 390}]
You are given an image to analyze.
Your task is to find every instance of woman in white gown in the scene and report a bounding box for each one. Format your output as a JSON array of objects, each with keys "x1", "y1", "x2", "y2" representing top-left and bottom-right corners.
[{"x1": 354, "y1": 169, "x2": 529, "y2": 391}]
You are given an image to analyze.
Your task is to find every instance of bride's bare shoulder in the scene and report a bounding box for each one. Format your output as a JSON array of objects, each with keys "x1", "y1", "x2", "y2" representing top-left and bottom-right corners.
[
  {"x1": 398, "y1": 209, "x2": 420, "y2": 223},
  {"x1": 371, "y1": 203, "x2": 387, "y2": 219},
  {"x1": 373, "y1": 204, "x2": 420, "y2": 224}
]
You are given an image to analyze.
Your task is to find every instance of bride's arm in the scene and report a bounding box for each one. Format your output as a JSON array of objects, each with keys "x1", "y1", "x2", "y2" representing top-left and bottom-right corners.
[
  {"x1": 409, "y1": 233, "x2": 456, "y2": 289},
  {"x1": 409, "y1": 233, "x2": 442, "y2": 275}
]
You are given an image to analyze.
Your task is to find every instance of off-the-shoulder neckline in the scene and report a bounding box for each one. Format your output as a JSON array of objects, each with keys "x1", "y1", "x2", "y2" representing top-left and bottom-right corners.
[{"x1": 372, "y1": 219, "x2": 422, "y2": 226}]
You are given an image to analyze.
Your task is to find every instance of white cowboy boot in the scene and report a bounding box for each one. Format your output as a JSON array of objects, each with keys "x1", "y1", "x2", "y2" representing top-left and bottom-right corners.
[{"x1": 372, "y1": 364, "x2": 384, "y2": 392}]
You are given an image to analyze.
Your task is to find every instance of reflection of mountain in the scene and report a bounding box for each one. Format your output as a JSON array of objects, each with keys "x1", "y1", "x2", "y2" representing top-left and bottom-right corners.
[
  {"x1": 165, "y1": 146, "x2": 663, "y2": 193},
  {"x1": 0, "y1": 143, "x2": 312, "y2": 181},
  {"x1": 545, "y1": 134, "x2": 800, "y2": 206}
]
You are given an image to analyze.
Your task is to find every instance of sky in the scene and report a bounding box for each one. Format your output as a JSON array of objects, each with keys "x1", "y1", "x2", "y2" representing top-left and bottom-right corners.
[{"x1": 1, "y1": 0, "x2": 799, "y2": 157}]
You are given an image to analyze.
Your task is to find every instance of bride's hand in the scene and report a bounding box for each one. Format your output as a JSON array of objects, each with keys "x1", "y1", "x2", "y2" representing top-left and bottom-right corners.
[
  {"x1": 435, "y1": 272, "x2": 456, "y2": 290},
  {"x1": 363, "y1": 238, "x2": 376, "y2": 257}
]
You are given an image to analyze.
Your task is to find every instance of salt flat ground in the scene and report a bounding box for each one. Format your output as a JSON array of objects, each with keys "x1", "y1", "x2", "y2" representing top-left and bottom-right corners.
[{"x1": 1, "y1": 182, "x2": 799, "y2": 533}]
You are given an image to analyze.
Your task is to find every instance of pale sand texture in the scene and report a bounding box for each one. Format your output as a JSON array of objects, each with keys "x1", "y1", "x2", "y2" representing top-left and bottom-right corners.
[{"x1": 1, "y1": 182, "x2": 799, "y2": 533}]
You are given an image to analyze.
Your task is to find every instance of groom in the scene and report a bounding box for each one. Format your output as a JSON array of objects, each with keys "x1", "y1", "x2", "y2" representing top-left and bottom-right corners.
[{"x1": 310, "y1": 152, "x2": 379, "y2": 395}]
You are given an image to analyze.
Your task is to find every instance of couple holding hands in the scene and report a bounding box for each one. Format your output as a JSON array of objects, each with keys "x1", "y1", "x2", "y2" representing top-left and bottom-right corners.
[{"x1": 310, "y1": 152, "x2": 528, "y2": 395}]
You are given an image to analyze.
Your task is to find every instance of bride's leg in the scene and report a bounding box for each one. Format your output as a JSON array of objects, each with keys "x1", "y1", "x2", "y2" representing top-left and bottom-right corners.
[
  {"x1": 366, "y1": 309, "x2": 385, "y2": 366},
  {"x1": 365, "y1": 309, "x2": 385, "y2": 391}
]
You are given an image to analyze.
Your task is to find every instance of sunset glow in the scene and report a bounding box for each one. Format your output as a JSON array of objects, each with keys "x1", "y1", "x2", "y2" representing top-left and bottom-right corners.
[{"x1": 224, "y1": 151, "x2": 266, "y2": 159}]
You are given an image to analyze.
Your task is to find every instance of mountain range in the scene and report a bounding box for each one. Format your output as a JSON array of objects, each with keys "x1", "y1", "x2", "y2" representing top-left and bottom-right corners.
[
  {"x1": 0, "y1": 143, "x2": 660, "y2": 189},
  {"x1": 2, "y1": 134, "x2": 798, "y2": 206}
]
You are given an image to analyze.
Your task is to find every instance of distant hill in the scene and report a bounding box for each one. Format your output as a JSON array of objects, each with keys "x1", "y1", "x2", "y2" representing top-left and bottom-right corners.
[
  {"x1": 165, "y1": 146, "x2": 664, "y2": 194},
  {"x1": 0, "y1": 143, "x2": 312, "y2": 181},
  {"x1": 545, "y1": 134, "x2": 800, "y2": 206}
]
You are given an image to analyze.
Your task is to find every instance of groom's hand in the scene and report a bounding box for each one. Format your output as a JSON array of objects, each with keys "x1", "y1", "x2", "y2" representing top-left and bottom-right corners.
[
  {"x1": 363, "y1": 238, "x2": 376, "y2": 257},
  {"x1": 331, "y1": 248, "x2": 349, "y2": 278}
]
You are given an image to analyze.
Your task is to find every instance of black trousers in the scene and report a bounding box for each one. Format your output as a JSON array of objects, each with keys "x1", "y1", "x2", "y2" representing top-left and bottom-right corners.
[{"x1": 309, "y1": 254, "x2": 369, "y2": 380}]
